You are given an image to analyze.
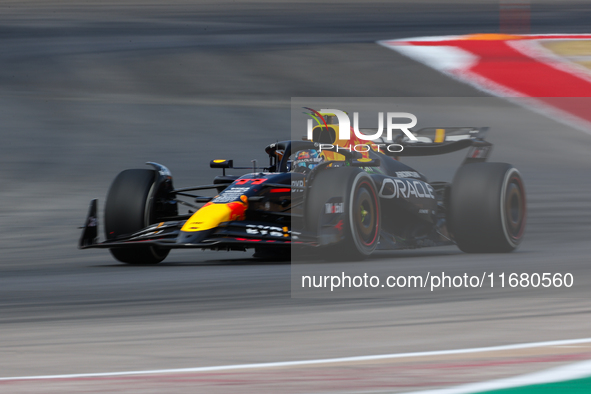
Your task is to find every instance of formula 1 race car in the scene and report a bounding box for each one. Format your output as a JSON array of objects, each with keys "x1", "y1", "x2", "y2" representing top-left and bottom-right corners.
[{"x1": 79, "y1": 120, "x2": 526, "y2": 264}]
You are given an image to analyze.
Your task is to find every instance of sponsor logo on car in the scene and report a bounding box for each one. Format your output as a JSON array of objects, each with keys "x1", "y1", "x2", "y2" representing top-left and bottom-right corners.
[
  {"x1": 212, "y1": 186, "x2": 250, "y2": 203},
  {"x1": 378, "y1": 178, "x2": 435, "y2": 200},
  {"x1": 395, "y1": 171, "x2": 422, "y2": 179},
  {"x1": 246, "y1": 224, "x2": 290, "y2": 237},
  {"x1": 291, "y1": 179, "x2": 305, "y2": 192},
  {"x1": 325, "y1": 202, "x2": 345, "y2": 214}
]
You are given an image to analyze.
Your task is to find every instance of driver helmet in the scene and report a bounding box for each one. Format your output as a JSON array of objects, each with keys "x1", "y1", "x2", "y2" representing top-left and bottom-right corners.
[{"x1": 292, "y1": 149, "x2": 323, "y2": 173}]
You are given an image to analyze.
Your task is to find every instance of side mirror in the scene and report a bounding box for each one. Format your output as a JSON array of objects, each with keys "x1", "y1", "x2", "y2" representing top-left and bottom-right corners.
[{"x1": 210, "y1": 159, "x2": 234, "y2": 169}]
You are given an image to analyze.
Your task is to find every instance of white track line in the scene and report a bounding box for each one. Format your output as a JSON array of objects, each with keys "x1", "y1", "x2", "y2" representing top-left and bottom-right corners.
[
  {"x1": 2, "y1": 337, "x2": 591, "y2": 381},
  {"x1": 402, "y1": 358, "x2": 591, "y2": 394}
]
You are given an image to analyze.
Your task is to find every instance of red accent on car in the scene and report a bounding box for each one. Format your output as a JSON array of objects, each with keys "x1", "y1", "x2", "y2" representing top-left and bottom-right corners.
[{"x1": 235, "y1": 178, "x2": 267, "y2": 185}]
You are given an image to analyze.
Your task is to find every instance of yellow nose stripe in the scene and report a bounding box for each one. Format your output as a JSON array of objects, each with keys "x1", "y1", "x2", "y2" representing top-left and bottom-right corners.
[{"x1": 181, "y1": 204, "x2": 233, "y2": 232}]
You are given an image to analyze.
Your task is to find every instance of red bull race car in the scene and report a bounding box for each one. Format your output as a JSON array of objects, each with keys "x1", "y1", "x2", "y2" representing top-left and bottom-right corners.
[{"x1": 79, "y1": 123, "x2": 526, "y2": 264}]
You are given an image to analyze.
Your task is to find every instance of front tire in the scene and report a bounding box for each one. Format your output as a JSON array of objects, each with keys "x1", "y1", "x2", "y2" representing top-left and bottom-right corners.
[
  {"x1": 449, "y1": 162, "x2": 526, "y2": 253},
  {"x1": 105, "y1": 169, "x2": 170, "y2": 264},
  {"x1": 306, "y1": 167, "x2": 380, "y2": 260},
  {"x1": 346, "y1": 171, "x2": 381, "y2": 257}
]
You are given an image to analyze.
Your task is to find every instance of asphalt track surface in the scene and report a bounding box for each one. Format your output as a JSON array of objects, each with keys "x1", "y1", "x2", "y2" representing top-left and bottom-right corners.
[{"x1": 1, "y1": 1, "x2": 591, "y2": 392}]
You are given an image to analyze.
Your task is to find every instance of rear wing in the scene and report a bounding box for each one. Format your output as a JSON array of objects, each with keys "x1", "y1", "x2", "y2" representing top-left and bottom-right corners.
[{"x1": 368, "y1": 126, "x2": 492, "y2": 164}]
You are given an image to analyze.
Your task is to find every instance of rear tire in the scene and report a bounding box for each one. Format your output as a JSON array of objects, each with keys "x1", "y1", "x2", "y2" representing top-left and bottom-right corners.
[
  {"x1": 105, "y1": 169, "x2": 170, "y2": 264},
  {"x1": 449, "y1": 163, "x2": 526, "y2": 253}
]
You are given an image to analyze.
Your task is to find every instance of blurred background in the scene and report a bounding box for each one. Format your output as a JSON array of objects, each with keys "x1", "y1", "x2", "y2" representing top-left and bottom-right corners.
[{"x1": 1, "y1": 1, "x2": 591, "y2": 392}]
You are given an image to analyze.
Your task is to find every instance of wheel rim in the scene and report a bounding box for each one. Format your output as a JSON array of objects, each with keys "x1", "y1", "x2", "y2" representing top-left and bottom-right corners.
[
  {"x1": 504, "y1": 175, "x2": 526, "y2": 243},
  {"x1": 353, "y1": 181, "x2": 379, "y2": 247}
]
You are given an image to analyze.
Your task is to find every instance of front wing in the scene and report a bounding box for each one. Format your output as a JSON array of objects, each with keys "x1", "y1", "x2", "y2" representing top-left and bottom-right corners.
[{"x1": 79, "y1": 200, "x2": 296, "y2": 251}]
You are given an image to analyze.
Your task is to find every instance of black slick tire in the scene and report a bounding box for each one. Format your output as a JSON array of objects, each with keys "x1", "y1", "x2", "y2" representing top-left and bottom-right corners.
[
  {"x1": 105, "y1": 169, "x2": 170, "y2": 264},
  {"x1": 449, "y1": 162, "x2": 526, "y2": 253}
]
